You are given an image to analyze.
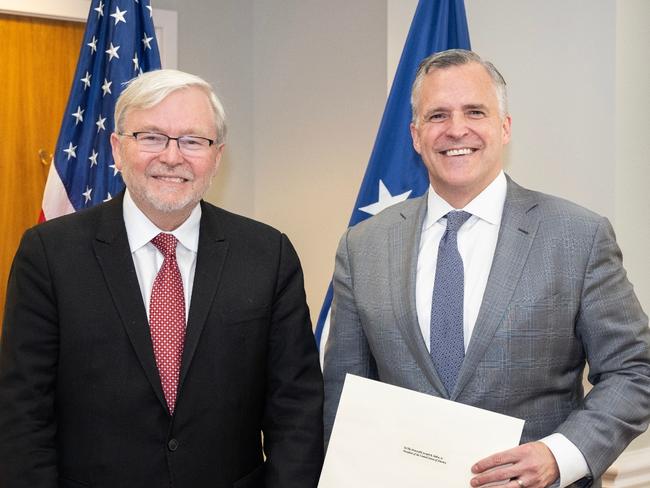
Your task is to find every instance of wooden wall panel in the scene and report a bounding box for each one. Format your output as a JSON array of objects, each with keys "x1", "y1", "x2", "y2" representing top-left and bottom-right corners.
[{"x1": 0, "y1": 14, "x2": 84, "y2": 327}]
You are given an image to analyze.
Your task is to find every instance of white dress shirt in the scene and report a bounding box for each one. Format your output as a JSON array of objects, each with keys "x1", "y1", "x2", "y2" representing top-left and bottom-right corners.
[
  {"x1": 122, "y1": 190, "x2": 201, "y2": 322},
  {"x1": 415, "y1": 171, "x2": 589, "y2": 487}
]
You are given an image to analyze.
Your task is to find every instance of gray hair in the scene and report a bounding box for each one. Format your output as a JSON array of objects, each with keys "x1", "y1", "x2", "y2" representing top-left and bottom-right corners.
[
  {"x1": 114, "y1": 69, "x2": 227, "y2": 144},
  {"x1": 410, "y1": 49, "x2": 508, "y2": 123}
]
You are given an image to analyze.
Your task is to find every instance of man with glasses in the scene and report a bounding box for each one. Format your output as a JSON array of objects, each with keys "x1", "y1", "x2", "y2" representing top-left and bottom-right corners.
[{"x1": 0, "y1": 69, "x2": 324, "y2": 487}]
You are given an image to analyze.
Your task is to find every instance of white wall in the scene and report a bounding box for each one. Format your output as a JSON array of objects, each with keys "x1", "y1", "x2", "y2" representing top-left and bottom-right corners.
[
  {"x1": 615, "y1": 0, "x2": 650, "y2": 337},
  {"x1": 251, "y1": 1, "x2": 386, "y2": 323},
  {"x1": 614, "y1": 0, "x2": 650, "y2": 450}
]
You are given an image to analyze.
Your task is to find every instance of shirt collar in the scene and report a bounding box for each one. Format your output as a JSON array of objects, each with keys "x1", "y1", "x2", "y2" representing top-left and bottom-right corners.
[
  {"x1": 423, "y1": 171, "x2": 507, "y2": 230},
  {"x1": 122, "y1": 189, "x2": 202, "y2": 253}
]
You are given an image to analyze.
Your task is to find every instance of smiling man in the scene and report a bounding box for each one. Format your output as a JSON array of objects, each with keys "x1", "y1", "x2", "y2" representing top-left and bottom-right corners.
[
  {"x1": 323, "y1": 50, "x2": 650, "y2": 487},
  {"x1": 0, "y1": 69, "x2": 324, "y2": 487}
]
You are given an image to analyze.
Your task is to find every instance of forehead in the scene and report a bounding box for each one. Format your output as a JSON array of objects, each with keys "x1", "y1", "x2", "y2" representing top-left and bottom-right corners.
[
  {"x1": 418, "y1": 63, "x2": 498, "y2": 108},
  {"x1": 124, "y1": 87, "x2": 216, "y2": 132}
]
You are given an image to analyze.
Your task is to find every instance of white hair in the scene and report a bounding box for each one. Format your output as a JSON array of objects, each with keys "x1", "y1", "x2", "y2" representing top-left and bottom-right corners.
[{"x1": 114, "y1": 69, "x2": 227, "y2": 144}]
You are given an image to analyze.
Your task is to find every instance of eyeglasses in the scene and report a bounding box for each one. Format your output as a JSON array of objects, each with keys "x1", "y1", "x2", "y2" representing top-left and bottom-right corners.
[{"x1": 118, "y1": 131, "x2": 216, "y2": 155}]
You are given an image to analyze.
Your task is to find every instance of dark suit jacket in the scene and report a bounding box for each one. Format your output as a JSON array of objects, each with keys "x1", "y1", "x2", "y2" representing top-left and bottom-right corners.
[
  {"x1": 323, "y1": 176, "x2": 650, "y2": 486},
  {"x1": 0, "y1": 195, "x2": 324, "y2": 488}
]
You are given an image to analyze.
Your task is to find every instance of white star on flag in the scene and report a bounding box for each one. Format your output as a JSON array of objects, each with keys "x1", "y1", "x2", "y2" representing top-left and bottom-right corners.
[
  {"x1": 82, "y1": 186, "x2": 93, "y2": 203},
  {"x1": 142, "y1": 34, "x2": 153, "y2": 50},
  {"x1": 89, "y1": 150, "x2": 99, "y2": 167},
  {"x1": 146, "y1": 4, "x2": 153, "y2": 17},
  {"x1": 101, "y1": 78, "x2": 112, "y2": 96},
  {"x1": 359, "y1": 180, "x2": 412, "y2": 216},
  {"x1": 110, "y1": 6, "x2": 127, "y2": 25},
  {"x1": 132, "y1": 52, "x2": 139, "y2": 71},
  {"x1": 105, "y1": 42, "x2": 120, "y2": 61},
  {"x1": 96, "y1": 115, "x2": 107, "y2": 132},
  {"x1": 63, "y1": 142, "x2": 78, "y2": 160},
  {"x1": 104, "y1": 193, "x2": 113, "y2": 202},
  {"x1": 87, "y1": 36, "x2": 97, "y2": 53},
  {"x1": 94, "y1": 1, "x2": 104, "y2": 17},
  {"x1": 71, "y1": 106, "x2": 84, "y2": 125},
  {"x1": 80, "y1": 71, "x2": 92, "y2": 89},
  {"x1": 109, "y1": 163, "x2": 120, "y2": 176}
]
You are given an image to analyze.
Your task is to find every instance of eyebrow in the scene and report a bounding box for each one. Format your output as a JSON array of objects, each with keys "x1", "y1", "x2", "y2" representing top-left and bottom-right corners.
[
  {"x1": 421, "y1": 103, "x2": 490, "y2": 118},
  {"x1": 133, "y1": 125, "x2": 211, "y2": 137},
  {"x1": 463, "y1": 104, "x2": 489, "y2": 112}
]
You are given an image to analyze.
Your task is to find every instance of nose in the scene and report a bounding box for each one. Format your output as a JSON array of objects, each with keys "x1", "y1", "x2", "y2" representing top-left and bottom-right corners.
[
  {"x1": 159, "y1": 138, "x2": 185, "y2": 165},
  {"x1": 446, "y1": 112, "x2": 469, "y2": 139}
]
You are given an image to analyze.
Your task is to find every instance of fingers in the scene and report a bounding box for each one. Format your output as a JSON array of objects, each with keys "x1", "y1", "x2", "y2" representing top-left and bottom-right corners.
[{"x1": 470, "y1": 442, "x2": 560, "y2": 488}]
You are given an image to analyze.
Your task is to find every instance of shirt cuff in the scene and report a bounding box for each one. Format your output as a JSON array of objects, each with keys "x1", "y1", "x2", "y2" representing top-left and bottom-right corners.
[{"x1": 540, "y1": 433, "x2": 591, "y2": 487}]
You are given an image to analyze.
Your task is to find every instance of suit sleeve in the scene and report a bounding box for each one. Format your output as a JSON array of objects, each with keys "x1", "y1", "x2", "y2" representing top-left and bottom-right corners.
[
  {"x1": 0, "y1": 228, "x2": 59, "y2": 487},
  {"x1": 262, "y1": 234, "x2": 324, "y2": 488},
  {"x1": 322, "y1": 229, "x2": 378, "y2": 446},
  {"x1": 556, "y1": 217, "x2": 650, "y2": 479}
]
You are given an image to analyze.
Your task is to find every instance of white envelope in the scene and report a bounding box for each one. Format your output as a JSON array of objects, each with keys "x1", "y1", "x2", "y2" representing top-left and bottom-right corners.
[{"x1": 319, "y1": 374, "x2": 525, "y2": 487}]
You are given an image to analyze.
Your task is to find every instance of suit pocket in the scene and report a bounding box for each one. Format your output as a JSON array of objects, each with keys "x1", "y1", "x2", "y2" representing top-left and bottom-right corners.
[
  {"x1": 233, "y1": 463, "x2": 264, "y2": 488},
  {"x1": 59, "y1": 477, "x2": 90, "y2": 487}
]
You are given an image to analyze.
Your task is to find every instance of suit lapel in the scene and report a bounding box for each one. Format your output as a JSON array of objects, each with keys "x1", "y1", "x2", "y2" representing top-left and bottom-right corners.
[
  {"x1": 452, "y1": 177, "x2": 540, "y2": 399},
  {"x1": 93, "y1": 195, "x2": 167, "y2": 410},
  {"x1": 389, "y1": 194, "x2": 447, "y2": 395},
  {"x1": 178, "y1": 202, "x2": 229, "y2": 388}
]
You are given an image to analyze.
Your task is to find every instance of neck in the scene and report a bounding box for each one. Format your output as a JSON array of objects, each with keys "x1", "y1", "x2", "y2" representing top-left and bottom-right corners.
[{"x1": 139, "y1": 202, "x2": 196, "y2": 231}]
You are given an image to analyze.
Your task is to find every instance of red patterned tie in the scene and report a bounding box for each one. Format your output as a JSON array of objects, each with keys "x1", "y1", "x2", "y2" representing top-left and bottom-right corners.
[{"x1": 149, "y1": 233, "x2": 186, "y2": 414}]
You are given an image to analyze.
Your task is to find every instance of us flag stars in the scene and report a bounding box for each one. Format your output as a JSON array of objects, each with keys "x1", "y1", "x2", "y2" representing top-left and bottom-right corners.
[
  {"x1": 96, "y1": 115, "x2": 107, "y2": 132},
  {"x1": 87, "y1": 36, "x2": 97, "y2": 53},
  {"x1": 47, "y1": 0, "x2": 161, "y2": 214},
  {"x1": 110, "y1": 6, "x2": 127, "y2": 25},
  {"x1": 63, "y1": 142, "x2": 77, "y2": 160},
  {"x1": 80, "y1": 71, "x2": 91, "y2": 89}
]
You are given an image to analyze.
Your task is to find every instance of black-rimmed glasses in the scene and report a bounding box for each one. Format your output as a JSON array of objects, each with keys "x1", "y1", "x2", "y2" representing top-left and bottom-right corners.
[{"x1": 118, "y1": 132, "x2": 216, "y2": 155}]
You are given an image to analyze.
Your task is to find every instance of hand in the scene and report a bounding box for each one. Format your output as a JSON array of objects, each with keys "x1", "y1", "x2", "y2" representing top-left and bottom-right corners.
[{"x1": 470, "y1": 441, "x2": 560, "y2": 488}]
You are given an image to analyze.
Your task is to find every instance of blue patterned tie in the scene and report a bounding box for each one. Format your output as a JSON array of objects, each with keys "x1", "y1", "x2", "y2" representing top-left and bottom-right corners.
[{"x1": 430, "y1": 211, "x2": 471, "y2": 396}]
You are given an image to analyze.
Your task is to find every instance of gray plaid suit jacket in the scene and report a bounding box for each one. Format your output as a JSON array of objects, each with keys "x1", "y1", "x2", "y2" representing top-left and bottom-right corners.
[{"x1": 323, "y1": 176, "x2": 650, "y2": 486}]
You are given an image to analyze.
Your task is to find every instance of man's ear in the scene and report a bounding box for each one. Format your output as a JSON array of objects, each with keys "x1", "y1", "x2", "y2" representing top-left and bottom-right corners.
[
  {"x1": 410, "y1": 123, "x2": 422, "y2": 154},
  {"x1": 501, "y1": 115, "x2": 512, "y2": 145},
  {"x1": 110, "y1": 132, "x2": 124, "y2": 171}
]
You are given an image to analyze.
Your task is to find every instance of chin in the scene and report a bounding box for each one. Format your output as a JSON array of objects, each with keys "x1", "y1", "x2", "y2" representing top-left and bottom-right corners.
[
  {"x1": 140, "y1": 187, "x2": 196, "y2": 213},
  {"x1": 151, "y1": 197, "x2": 197, "y2": 214}
]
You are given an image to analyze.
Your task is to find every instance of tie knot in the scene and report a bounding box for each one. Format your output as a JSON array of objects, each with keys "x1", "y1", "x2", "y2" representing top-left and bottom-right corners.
[
  {"x1": 445, "y1": 211, "x2": 471, "y2": 232},
  {"x1": 151, "y1": 233, "x2": 178, "y2": 258}
]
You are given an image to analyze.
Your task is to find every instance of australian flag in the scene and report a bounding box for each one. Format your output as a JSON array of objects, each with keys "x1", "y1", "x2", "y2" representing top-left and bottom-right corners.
[
  {"x1": 40, "y1": 0, "x2": 161, "y2": 221},
  {"x1": 315, "y1": 0, "x2": 471, "y2": 359}
]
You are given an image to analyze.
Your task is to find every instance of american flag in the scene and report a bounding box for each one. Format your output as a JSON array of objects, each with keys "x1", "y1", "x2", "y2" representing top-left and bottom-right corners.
[{"x1": 40, "y1": 0, "x2": 161, "y2": 221}]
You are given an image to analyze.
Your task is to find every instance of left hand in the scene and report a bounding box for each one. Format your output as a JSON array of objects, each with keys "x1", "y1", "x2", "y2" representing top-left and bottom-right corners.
[{"x1": 470, "y1": 441, "x2": 560, "y2": 488}]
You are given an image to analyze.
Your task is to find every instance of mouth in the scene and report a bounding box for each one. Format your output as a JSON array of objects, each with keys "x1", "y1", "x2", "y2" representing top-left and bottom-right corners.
[
  {"x1": 151, "y1": 175, "x2": 191, "y2": 184},
  {"x1": 439, "y1": 147, "x2": 477, "y2": 157}
]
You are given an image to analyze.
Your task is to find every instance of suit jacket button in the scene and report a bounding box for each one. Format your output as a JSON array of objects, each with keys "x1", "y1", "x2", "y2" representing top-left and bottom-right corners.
[{"x1": 168, "y1": 438, "x2": 179, "y2": 451}]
